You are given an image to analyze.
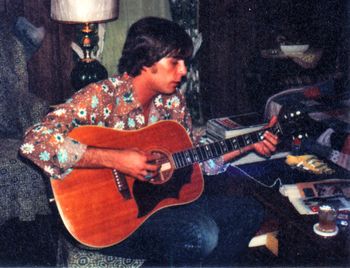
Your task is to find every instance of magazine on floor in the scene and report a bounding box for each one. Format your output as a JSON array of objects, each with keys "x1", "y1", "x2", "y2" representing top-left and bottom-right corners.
[{"x1": 279, "y1": 178, "x2": 350, "y2": 215}]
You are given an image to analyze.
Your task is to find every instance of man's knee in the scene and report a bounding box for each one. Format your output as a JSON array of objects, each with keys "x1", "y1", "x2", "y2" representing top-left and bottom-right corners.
[{"x1": 169, "y1": 215, "x2": 219, "y2": 262}]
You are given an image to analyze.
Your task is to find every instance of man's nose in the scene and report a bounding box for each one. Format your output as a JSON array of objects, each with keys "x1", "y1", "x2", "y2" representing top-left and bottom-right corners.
[{"x1": 178, "y1": 60, "x2": 187, "y2": 76}]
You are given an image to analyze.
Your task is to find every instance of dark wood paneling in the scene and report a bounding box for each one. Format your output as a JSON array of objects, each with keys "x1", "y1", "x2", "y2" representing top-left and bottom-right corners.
[
  {"x1": 199, "y1": 0, "x2": 257, "y2": 120},
  {"x1": 23, "y1": 0, "x2": 75, "y2": 103},
  {"x1": 5, "y1": 0, "x2": 75, "y2": 104}
]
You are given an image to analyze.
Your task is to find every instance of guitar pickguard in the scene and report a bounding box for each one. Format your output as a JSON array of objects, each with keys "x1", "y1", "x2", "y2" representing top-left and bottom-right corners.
[{"x1": 133, "y1": 166, "x2": 193, "y2": 218}]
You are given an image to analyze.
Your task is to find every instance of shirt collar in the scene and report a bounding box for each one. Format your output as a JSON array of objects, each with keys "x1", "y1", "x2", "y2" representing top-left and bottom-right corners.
[
  {"x1": 113, "y1": 73, "x2": 143, "y2": 116},
  {"x1": 113, "y1": 73, "x2": 167, "y2": 118}
]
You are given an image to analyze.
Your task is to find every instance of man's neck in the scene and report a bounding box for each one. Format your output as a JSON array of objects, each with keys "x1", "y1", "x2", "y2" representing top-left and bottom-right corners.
[
  {"x1": 132, "y1": 75, "x2": 156, "y2": 125},
  {"x1": 132, "y1": 74, "x2": 156, "y2": 109}
]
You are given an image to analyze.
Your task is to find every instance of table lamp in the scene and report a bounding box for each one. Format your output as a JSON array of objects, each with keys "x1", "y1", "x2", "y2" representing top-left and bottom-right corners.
[{"x1": 51, "y1": 0, "x2": 119, "y2": 90}]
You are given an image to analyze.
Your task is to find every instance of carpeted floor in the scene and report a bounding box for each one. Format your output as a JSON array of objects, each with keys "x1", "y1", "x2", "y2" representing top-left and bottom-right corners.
[{"x1": 0, "y1": 216, "x2": 58, "y2": 267}]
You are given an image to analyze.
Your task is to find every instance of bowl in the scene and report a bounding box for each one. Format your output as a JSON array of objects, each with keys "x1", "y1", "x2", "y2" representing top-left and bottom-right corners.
[{"x1": 280, "y1": 44, "x2": 309, "y2": 55}]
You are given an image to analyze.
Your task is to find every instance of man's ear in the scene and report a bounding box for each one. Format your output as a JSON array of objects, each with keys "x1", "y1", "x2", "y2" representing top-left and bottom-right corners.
[{"x1": 143, "y1": 64, "x2": 157, "y2": 75}]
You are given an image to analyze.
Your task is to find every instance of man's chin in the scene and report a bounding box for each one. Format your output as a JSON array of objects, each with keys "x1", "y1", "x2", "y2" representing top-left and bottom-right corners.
[{"x1": 166, "y1": 86, "x2": 178, "y2": 94}]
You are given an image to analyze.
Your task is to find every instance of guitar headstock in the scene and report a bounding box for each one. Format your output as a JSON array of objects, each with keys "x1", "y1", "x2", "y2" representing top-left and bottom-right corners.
[{"x1": 277, "y1": 106, "x2": 311, "y2": 142}]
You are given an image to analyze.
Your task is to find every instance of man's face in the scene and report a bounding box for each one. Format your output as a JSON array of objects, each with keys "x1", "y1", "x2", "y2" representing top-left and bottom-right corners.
[{"x1": 149, "y1": 57, "x2": 187, "y2": 95}]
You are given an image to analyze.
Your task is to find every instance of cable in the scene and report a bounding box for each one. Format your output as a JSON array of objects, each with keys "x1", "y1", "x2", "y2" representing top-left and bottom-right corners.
[{"x1": 230, "y1": 164, "x2": 283, "y2": 189}]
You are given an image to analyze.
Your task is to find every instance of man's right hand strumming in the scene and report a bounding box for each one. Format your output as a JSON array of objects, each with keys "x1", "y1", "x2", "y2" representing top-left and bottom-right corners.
[{"x1": 76, "y1": 147, "x2": 160, "y2": 181}]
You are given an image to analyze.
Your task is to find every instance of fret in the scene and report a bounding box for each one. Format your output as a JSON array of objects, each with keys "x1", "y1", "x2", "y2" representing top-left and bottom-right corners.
[
  {"x1": 251, "y1": 131, "x2": 260, "y2": 143},
  {"x1": 172, "y1": 153, "x2": 180, "y2": 168},
  {"x1": 250, "y1": 132, "x2": 257, "y2": 143},
  {"x1": 225, "y1": 138, "x2": 233, "y2": 151},
  {"x1": 224, "y1": 139, "x2": 233, "y2": 151},
  {"x1": 172, "y1": 153, "x2": 179, "y2": 168},
  {"x1": 237, "y1": 136, "x2": 246, "y2": 148},
  {"x1": 219, "y1": 140, "x2": 228, "y2": 153},
  {"x1": 188, "y1": 149, "x2": 195, "y2": 163},
  {"x1": 177, "y1": 153, "x2": 183, "y2": 167},
  {"x1": 220, "y1": 141, "x2": 226, "y2": 153},
  {"x1": 184, "y1": 150, "x2": 193, "y2": 165},
  {"x1": 200, "y1": 146, "x2": 208, "y2": 160},
  {"x1": 228, "y1": 137, "x2": 240, "y2": 151},
  {"x1": 204, "y1": 144, "x2": 213, "y2": 159},
  {"x1": 242, "y1": 134, "x2": 253, "y2": 146},
  {"x1": 172, "y1": 153, "x2": 177, "y2": 167},
  {"x1": 179, "y1": 152, "x2": 187, "y2": 167},
  {"x1": 220, "y1": 140, "x2": 228, "y2": 153},
  {"x1": 192, "y1": 148, "x2": 200, "y2": 162},
  {"x1": 198, "y1": 146, "x2": 205, "y2": 161},
  {"x1": 209, "y1": 143, "x2": 218, "y2": 157},
  {"x1": 214, "y1": 142, "x2": 222, "y2": 156},
  {"x1": 257, "y1": 130, "x2": 265, "y2": 141},
  {"x1": 192, "y1": 147, "x2": 199, "y2": 162},
  {"x1": 175, "y1": 152, "x2": 184, "y2": 167},
  {"x1": 198, "y1": 146, "x2": 207, "y2": 161},
  {"x1": 207, "y1": 143, "x2": 215, "y2": 157},
  {"x1": 176, "y1": 152, "x2": 183, "y2": 167},
  {"x1": 176, "y1": 153, "x2": 184, "y2": 168}
]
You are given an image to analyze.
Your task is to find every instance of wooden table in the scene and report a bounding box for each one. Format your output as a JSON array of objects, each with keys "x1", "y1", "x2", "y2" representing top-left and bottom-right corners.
[{"x1": 226, "y1": 158, "x2": 350, "y2": 266}]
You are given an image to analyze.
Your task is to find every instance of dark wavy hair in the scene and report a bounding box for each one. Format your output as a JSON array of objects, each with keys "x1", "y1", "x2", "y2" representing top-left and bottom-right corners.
[{"x1": 118, "y1": 17, "x2": 193, "y2": 76}]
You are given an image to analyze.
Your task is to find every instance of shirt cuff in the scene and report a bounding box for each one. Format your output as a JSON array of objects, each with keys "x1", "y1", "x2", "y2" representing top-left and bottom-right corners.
[{"x1": 56, "y1": 137, "x2": 87, "y2": 171}]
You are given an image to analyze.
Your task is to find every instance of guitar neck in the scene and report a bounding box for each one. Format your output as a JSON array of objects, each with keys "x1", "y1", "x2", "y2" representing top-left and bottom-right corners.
[{"x1": 172, "y1": 123, "x2": 283, "y2": 169}]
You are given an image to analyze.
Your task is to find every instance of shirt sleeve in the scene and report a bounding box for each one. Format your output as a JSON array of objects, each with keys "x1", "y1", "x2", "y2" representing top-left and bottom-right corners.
[{"x1": 19, "y1": 82, "x2": 111, "y2": 179}]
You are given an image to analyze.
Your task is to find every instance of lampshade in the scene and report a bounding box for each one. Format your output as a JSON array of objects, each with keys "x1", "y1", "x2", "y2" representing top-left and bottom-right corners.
[{"x1": 51, "y1": 0, "x2": 119, "y2": 23}]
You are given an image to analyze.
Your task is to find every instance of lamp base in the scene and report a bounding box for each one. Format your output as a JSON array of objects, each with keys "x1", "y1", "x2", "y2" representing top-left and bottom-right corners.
[{"x1": 71, "y1": 59, "x2": 108, "y2": 90}]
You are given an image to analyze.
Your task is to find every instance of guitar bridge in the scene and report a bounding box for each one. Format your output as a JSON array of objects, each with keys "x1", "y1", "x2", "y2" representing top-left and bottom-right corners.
[{"x1": 112, "y1": 169, "x2": 131, "y2": 200}]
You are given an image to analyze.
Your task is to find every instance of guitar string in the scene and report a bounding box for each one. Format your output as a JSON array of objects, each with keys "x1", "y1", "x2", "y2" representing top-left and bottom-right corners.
[{"x1": 230, "y1": 164, "x2": 283, "y2": 189}]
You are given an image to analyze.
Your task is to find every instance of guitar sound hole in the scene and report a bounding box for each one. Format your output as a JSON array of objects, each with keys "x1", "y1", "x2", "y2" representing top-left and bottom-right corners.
[{"x1": 148, "y1": 150, "x2": 173, "y2": 185}]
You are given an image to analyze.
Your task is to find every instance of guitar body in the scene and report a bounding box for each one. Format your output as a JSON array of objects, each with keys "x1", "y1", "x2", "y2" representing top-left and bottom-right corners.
[{"x1": 50, "y1": 121, "x2": 204, "y2": 248}]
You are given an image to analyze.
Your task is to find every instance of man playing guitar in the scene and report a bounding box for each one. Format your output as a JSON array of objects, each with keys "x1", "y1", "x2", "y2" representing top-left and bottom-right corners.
[{"x1": 20, "y1": 17, "x2": 278, "y2": 266}]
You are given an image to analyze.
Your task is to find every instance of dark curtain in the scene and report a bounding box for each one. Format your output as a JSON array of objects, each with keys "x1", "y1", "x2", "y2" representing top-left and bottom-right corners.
[{"x1": 169, "y1": 0, "x2": 204, "y2": 125}]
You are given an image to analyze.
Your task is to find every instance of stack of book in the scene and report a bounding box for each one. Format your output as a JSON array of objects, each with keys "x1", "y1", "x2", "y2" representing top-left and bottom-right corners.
[{"x1": 206, "y1": 112, "x2": 265, "y2": 141}]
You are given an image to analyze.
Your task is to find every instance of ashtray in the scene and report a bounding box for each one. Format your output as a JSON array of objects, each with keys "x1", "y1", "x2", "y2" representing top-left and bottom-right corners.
[{"x1": 313, "y1": 223, "x2": 339, "y2": 237}]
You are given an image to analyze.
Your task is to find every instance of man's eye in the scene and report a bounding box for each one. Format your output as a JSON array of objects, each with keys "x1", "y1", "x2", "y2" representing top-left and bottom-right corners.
[{"x1": 171, "y1": 60, "x2": 178, "y2": 65}]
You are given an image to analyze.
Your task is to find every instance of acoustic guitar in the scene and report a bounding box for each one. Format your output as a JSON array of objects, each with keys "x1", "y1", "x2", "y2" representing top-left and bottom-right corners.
[{"x1": 51, "y1": 110, "x2": 307, "y2": 248}]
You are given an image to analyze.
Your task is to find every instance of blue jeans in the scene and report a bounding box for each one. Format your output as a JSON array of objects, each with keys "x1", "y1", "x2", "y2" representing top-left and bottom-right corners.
[{"x1": 98, "y1": 173, "x2": 265, "y2": 266}]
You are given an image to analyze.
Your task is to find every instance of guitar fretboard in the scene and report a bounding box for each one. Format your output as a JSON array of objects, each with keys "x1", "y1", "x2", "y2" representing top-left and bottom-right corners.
[{"x1": 172, "y1": 123, "x2": 282, "y2": 169}]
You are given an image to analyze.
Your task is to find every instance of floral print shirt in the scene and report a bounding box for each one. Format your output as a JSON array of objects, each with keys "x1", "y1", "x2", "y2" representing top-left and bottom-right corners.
[{"x1": 20, "y1": 74, "x2": 226, "y2": 180}]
